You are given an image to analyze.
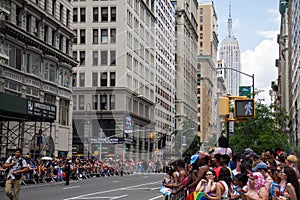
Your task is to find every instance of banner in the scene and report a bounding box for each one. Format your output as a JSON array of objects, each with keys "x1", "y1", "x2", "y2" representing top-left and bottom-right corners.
[{"x1": 124, "y1": 115, "x2": 133, "y2": 134}]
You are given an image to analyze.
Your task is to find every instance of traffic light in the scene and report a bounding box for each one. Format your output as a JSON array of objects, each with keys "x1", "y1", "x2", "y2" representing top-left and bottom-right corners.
[
  {"x1": 218, "y1": 96, "x2": 229, "y2": 116},
  {"x1": 234, "y1": 99, "x2": 255, "y2": 118}
]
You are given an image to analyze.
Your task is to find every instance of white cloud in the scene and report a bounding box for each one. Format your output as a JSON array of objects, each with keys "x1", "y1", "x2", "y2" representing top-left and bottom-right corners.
[
  {"x1": 256, "y1": 30, "x2": 278, "y2": 39},
  {"x1": 241, "y1": 34, "x2": 278, "y2": 105}
]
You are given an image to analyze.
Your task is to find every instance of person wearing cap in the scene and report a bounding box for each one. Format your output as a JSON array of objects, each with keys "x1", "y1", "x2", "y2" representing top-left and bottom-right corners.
[
  {"x1": 252, "y1": 162, "x2": 273, "y2": 190},
  {"x1": 285, "y1": 154, "x2": 300, "y2": 183}
]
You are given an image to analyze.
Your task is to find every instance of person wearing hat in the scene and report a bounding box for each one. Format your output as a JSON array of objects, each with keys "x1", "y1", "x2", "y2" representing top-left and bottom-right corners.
[
  {"x1": 285, "y1": 154, "x2": 300, "y2": 183},
  {"x1": 252, "y1": 162, "x2": 273, "y2": 190}
]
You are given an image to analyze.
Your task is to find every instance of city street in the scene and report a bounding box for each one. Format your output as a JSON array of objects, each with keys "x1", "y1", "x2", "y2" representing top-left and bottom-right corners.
[{"x1": 0, "y1": 173, "x2": 166, "y2": 200}]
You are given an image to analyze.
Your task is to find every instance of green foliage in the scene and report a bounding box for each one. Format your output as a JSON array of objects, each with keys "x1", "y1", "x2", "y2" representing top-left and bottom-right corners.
[{"x1": 229, "y1": 102, "x2": 290, "y2": 154}]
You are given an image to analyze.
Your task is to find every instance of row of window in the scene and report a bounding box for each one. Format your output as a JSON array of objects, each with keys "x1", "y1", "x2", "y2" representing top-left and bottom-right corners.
[
  {"x1": 73, "y1": 28, "x2": 116, "y2": 45},
  {"x1": 73, "y1": 94, "x2": 115, "y2": 111},
  {"x1": 73, "y1": 50, "x2": 116, "y2": 67},
  {"x1": 73, "y1": 7, "x2": 116, "y2": 23},
  {"x1": 12, "y1": 5, "x2": 72, "y2": 55},
  {"x1": 73, "y1": 71, "x2": 115, "y2": 87},
  {"x1": 4, "y1": 45, "x2": 71, "y2": 88}
]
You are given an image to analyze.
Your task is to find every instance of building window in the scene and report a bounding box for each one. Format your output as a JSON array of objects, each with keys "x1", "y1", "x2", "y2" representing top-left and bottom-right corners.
[
  {"x1": 26, "y1": 53, "x2": 41, "y2": 76},
  {"x1": 92, "y1": 51, "x2": 98, "y2": 66},
  {"x1": 92, "y1": 95, "x2": 98, "y2": 110},
  {"x1": 59, "y1": 35, "x2": 63, "y2": 51},
  {"x1": 200, "y1": 25, "x2": 203, "y2": 31},
  {"x1": 73, "y1": 29, "x2": 77, "y2": 44},
  {"x1": 101, "y1": 72, "x2": 107, "y2": 86},
  {"x1": 66, "y1": 9, "x2": 70, "y2": 26},
  {"x1": 44, "y1": 61, "x2": 56, "y2": 83},
  {"x1": 59, "y1": 98, "x2": 69, "y2": 126},
  {"x1": 79, "y1": 72, "x2": 85, "y2": 87},
  {"x1": 92, "y1": 72, "x2": 98, "y2": 87},
  {"x1": 52, "y1": 0, "x2": 56, "y2": 16},
  {"x1": 73, "y1": 51, "x2": 77, "y2": 61},
  {"x1": 72, "y1": 73, "x2": 77, "y2": 87},
  {"x1": 200, "y1": 16, "x2": 203, "y2": 23},
  {"x1": 93, "y1": 7, "x2": 98, "y2": 22},
  {"x1": 101, "y1": 7, "x2": 108, "y2": 21},
  {"x1": 110, "y1": 50, "x2": 116, "y2": 66},
  {"x1": 59, "y1": 4, "x2": 63, "y2": 21},
  {"x1": 199, "y1": 8, "x2": 203, "y2": 15},
  {"x1": 100, "y1": 51, "x2": 108, "y2": 66},
  {"x1": 79, "y1": 51, "x2": 85, "y2": 65},
  {"x1": 73, "y1": 8, "x2": 78, "y2": 22},
  {"x1": 79, "y1": 95, "x2": 85, "y2": 110},
  {"x1": 110, "y1": 95, "x2": 115, "y2": 110},
  {"x1": 101, "y1": 29, "x2": 108, "y2": 43},
  {"x1": 59, "y1": 68, "x2": 70, "y2": 88},
  {"x1": 73, "y1": 95, "x2": 77, "y2": 110},
  {"x1": 80, "y1": 7, "x2": 86, "y2": 22},
  {"x1": 111, "y1": 7, "x2": 116, "y2": 21},
  {"x1": 110, "y1": 28, "x2": 116, "y2": 43},
  {"x1": 44, "y1": 25, "x2": 49, "y2": 42},
  {"x1": 80, "y1": 29, "x2": 85, "y2": 44},
  {"x1": 100, "y1": 94, "x2": 107, "y2": 110},
  {"x1": 110, "y1": 72, "x2": 115, "y2": 86},
  {"x1": 92, "y1": 29, "x2": 98, "y2": 44}
]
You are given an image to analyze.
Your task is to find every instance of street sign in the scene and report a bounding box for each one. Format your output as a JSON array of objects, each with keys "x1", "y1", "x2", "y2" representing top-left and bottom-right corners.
[
  {"x1": 239, "y1": 86, "x2": 252, "y2": 98},
  {"x1": 229, "y1": 112, "x2": 234, "y2": 135}
]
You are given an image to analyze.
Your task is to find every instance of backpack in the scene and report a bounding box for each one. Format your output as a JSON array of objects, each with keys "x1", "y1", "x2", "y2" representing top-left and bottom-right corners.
[{"x1": 6, "y1": 155, "x2": 25, "y2": 180}]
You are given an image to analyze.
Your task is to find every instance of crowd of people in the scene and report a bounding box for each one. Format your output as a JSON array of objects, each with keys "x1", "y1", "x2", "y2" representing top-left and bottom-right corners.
[{"x1": 160, "y1": 136, "x2": 300, "y2": 200}]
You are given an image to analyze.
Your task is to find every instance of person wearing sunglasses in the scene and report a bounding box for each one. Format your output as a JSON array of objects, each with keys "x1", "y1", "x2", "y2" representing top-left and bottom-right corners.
[{"x1": 195, "y1": 170, "x2": 216, "y2": 193}]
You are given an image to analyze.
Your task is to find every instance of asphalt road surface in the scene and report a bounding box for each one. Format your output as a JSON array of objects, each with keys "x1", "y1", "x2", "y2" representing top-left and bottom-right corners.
[{"x1": 0, "y1": 173, "x2": 167, "y2": 200}]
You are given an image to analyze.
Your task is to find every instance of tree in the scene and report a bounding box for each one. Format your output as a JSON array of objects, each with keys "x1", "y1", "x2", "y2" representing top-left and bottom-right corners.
[{"x1": 229, "y1": 101, "x2": 290, "y2": 154}]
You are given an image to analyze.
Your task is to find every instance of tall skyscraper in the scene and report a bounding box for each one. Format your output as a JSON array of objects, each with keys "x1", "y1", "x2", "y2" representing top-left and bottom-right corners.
[
  {"x1": 287, "y1": 0, "x2": 299, "y2": 148},
  {"x1": 172, "y1": 0, "x2": 198, "y2": 130},
  {"x1": 154, "y1": 0, "x2": 176, "y2": 158},
  {"x1": 197, "y1": 1, "x2": 219, "y2": 146},
  {"x1": 219, "y1": 2, "x2": 241, "y2": 96},
  {"x1": 72, "y1": 0, "x2": 157, "y2": 160}
]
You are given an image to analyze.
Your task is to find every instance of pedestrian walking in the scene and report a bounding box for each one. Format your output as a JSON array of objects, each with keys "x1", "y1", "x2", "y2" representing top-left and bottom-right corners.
[{"x1": 3, "y1": 148, "x2": 29, "y2": 200}]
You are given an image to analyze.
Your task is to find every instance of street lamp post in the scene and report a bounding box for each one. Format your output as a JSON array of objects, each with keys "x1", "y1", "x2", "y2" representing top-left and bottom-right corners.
[
  {"x1": 85, "y1": 103, "x2": 91, "y2": 160},
  {"x1": 216, "y1": 67, "x2": 255, "y2": 98}
]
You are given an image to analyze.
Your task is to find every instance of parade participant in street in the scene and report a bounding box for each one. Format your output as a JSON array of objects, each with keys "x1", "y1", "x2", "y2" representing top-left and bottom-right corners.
[{"x1": 3, "y1": 148, "x2": 29, "y2": 200}]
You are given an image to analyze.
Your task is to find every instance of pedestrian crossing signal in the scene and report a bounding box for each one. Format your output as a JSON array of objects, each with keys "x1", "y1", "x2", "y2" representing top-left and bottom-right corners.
[{"x1": 234, "y1": 99, "x2": 255, "y2": 118}]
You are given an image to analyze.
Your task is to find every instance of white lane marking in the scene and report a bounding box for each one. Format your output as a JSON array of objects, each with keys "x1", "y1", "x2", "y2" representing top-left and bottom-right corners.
[
  {"x1": 62, "y1": 181, "x2": 161, "y2": 200},
  {"x1": 73, "y1": 195, "x2": 128, "y2": 199},
  {"x1": 111, "y1": 194, "x2": 128, "y2": 199},
  {"x1": 148, "y1": 195, "x2": 164, "y2": 200},
  {"x1": 63, "y1": 186, "x2": 81, "y2": 190},
  {"x1": 112, "y1": 180, "x2": 119, "y2": 183},
  {"x1": 143, "y1": 176, "x2": 149, "y2": 178}
]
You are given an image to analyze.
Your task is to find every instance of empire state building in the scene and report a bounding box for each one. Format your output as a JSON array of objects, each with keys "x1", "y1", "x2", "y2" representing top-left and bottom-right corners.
[{"x1": 219, "y1": 3, "x2": 241, "y2": 96}]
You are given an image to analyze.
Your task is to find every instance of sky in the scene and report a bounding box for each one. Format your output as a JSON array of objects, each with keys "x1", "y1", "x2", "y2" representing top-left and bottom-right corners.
[{"x1": 211, "y1": 0, "x2": 280, "y2": 105}]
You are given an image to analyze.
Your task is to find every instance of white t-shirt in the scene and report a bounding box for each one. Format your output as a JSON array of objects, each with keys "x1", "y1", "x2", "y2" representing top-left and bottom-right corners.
[{"x1": 213, "y1": 147, "x2": 232, "y2": 157}]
